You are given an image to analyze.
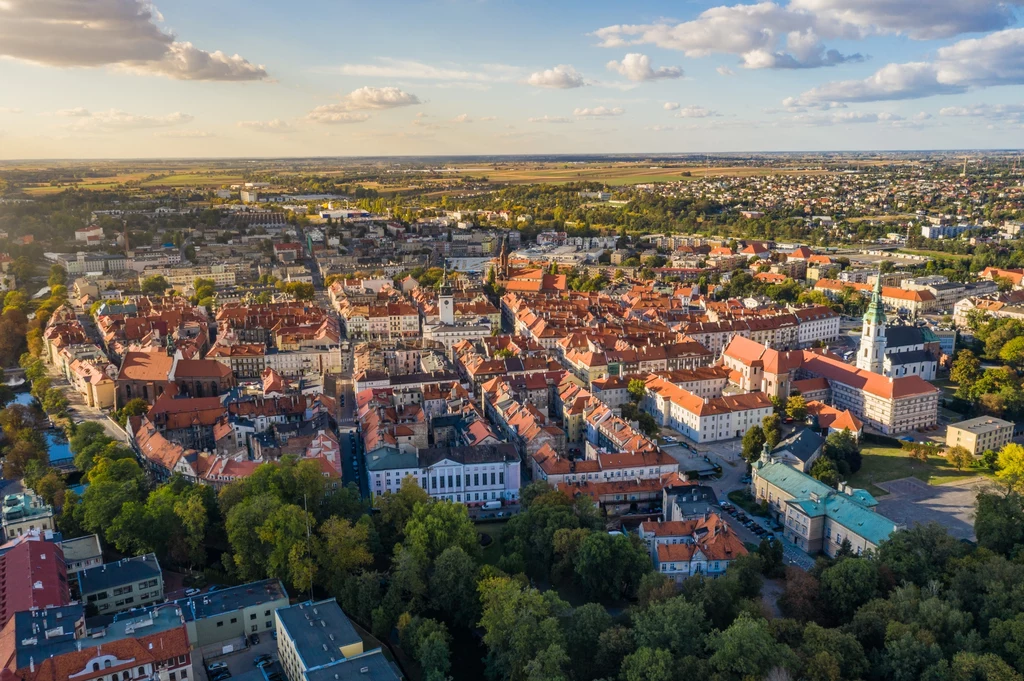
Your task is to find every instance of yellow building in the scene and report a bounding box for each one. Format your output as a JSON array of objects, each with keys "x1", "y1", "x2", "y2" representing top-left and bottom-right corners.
[{"x1": 946, "y1": 416, "x2": 1014, "y2": 455}]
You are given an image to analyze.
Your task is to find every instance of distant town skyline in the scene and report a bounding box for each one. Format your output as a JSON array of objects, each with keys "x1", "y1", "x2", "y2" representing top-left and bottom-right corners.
[{"x1": 3, "y1": 0, "x2": 1024, "y2": 158}]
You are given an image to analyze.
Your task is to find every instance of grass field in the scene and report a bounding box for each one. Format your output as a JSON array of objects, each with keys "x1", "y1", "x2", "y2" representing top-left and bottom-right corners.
[
  {"x1": 476, "y1": 520, "x2": 507, "y2": 566},
  {"x1": 847, "y1": 444, "x2": 984, "y2": 496},
  {"x1": 898, "y1": 249, "x2": 972, "y2": 260},
  {"x1": 140, "y1": 172, "x2": 243, "y2": 187}
]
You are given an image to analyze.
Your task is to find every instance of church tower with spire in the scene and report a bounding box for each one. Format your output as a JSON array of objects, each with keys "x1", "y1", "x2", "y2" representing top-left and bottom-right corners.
[
  {"x1": 856, "y1": 273, "x2": 887, "y2": 374},
  {"x1": 498, "y1": 236, "x2": 510, "y2": 280},
  {"x1": 439, "y1": 268, "x2": 455, "y2": 325}
]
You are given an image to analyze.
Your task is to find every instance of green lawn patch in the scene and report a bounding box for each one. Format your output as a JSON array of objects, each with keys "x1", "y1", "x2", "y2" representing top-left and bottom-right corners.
[
  {"x1": 476, "y1": 521, "x2": 507, "y2": 567},
  {"x1": 846, "y1": 443, "x2": 985, "y2": 496},
  {"x1": 898, "y1": 249, "x2": 972, "y2": 261}
]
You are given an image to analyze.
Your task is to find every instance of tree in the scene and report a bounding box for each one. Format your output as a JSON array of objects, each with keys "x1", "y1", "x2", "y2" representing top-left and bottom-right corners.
[
  {"x1": 763, "y1": 413, "x2": 782, "y2": 448},
  {"x1": 1001, "y1": 337, "x2": 1024, "y2": 368},
  {"x1": 975, "y1": 492, "x2": 1024, "y2": 557},
  {"x1": 565, "y1": 604, "x2": 612, "y2": 681},
  {"x1": 317, "y1": 517, "x2": 372, "y2": 594},
  {"x1": 404, "y1": 500, "x2": 480, "y2": 563},
  {"x1": 823, "y1": 429, "x2": 862, "y2": 474},
  {"x1": 997, "y1": 443, "x2": 1024, "y2": 493},
  {"x1": 708, "y1": 613, "x2": 796, "y2": 680},
  {"x1": 284, "y1": 282, "x2": 315, "y2": 300},
  {"x1": 478, "y1": 576, "x2": 569, "y2": 681},
  {"x1": 41, "y1": 388, "x2": 69, "y2": 416},
  {"x1": 819, "y1": 559, "x2": 878, "y2": 621},
  {"x1": 787, "y1": 394, "x2": 808, "y2": 421},
  {"x1": 627, "y1": 378, "x2": 647, "y2": 403},
  {"x1": 573, "y1": 531, "x2": 651, "y2": 600},
  {"x1": 620, "y1": 648, "x2": 676, "y2": 681},
  {"x1": 140, "y1": 275, "x2": 170, "y2": 295},
  {"x1": 946, "y1": 445, "x2": 974, "y2": 471},
  {"x1": 47, "y1": 265, "x2": 67, "y2": 288},
  {"x1": 428, "y1": 546, "x2": 479, "y2": 628},
  {"x1": 951, "y1": 350, "x2": 981, "y2": 399},
  {"x1": 742, "y1": 425, "x2": 767, "y2": 462},
  {"x1": 632, "y1": 596, "x2": 708, "y2": 657},
  {"x1": 115, "y1": 398, "x2": 150, "y2": 427}
]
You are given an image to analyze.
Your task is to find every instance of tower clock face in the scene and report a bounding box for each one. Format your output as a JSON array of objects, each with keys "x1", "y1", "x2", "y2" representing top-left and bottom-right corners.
[{"x1": 444, "y1": 300, "x2": 450, "y2": 306}]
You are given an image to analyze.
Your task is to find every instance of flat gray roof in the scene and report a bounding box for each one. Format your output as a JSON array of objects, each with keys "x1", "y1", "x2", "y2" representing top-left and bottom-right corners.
[
  {"x1": 175, "y1": 579, "x2": 288, "y2": 622},
  {"x1": 277, "y1": 600, "x2": 361, "y2": 670},
  {"x1": 77, "y1": 554, "x2": 161, "y2": 594},
  {"x1": 950, "y1": 416, "x2": 1014, "y2": 435}
]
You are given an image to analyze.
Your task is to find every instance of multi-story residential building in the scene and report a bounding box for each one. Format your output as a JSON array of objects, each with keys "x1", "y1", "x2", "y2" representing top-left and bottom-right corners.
[
  {"x1": 639, "y1": 514, "x2": 748, "y2": 582},
  {"x1": 366, "y1": 444, "x2": 520, "y2": 506},
  {"x1": 752, "y1": 453, "x2": 898, "y2": 557},
  {"x1": 530, "y1": 443, "x2": 678, "y2": 486},
  {"x1": 174, "y1": 579, "x2": 289, "y2": 648},
  {"x1": 642, "y1": 376, "x2": 774, "y2": 443},
  {"x1": 0, "y1": 540, "x2": 70, "y2": 627},
  {"x1": 1, "y1": 492, "x2": 55, "y2": 541},
  {"x1": 207, "y1": 342, "x2": 268, "y2": 378},
  {"x1": 946, "y1": 416, "x2": 1014, "y2": 455},
  {"x1": 275, "y1": 600, "x2": 400, "y2": 681},
  {"x1": 61, "y1": 534, "x2": 104, "y2": 574},
  {"x1": 77, "y1": 554, "x2": 164, "y2": 616},
  {"x1": 9, "y1": 604, "x2": 194, "y2": 681}
]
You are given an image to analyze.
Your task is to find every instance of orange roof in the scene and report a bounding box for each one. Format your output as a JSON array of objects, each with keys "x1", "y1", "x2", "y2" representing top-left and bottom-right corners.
[
  {"x1": 800, "y1": 351, "x2": 939, "y2": 400},
  {"x1": 117, "y1": 351, "x2": 173, "y2": 382}
]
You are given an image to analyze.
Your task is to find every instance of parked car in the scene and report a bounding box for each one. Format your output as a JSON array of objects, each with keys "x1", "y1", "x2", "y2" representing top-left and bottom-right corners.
[
  {"x1": 254, "y1": 655, "x2": 273, "y2": 667},
  {"x1": 206, "y1": 663, "x2": 227, "y2": 672},
  {"x1": 211, "y1": 672, "x2": 231, "y2": 681},
  {"x1": 250, "y1": 633, "x2": 260, "y2": 645},
  {"x1": 663, "y1": 435, "x2": 676, "y2": 443},
  {"x1": 740, "y1": 476, "x2": 752, "y2": 484},
  {"x1": 184, "y1": 588, "x2": 201, "y2": 597},
  {"x1": 207, "y1": 585, "x2": 222, "y2": 592}
]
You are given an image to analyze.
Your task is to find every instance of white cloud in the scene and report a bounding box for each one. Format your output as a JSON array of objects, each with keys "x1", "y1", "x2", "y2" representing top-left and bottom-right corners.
[
  {"x1": 0, "y1": 0, "x2": 268, "y2": 80},
  {"x1": 526, "y1": 64, "x2": 586, "y2": 89},
  {"x1": 332, "y1": 58, "x2": 519, "y2": 83},
  {"x1": 157, "y1": 129, "x2": 214, "y2": 138},
  {"x1": 646, "y1": 124, "x2": 678, "y2": 131},
  {"x1": 790, "y1": 28, "x2": 1024, "y2": 104},
  {"x1": 237, "y1": 119, "x2": 294, "y2": 133},
  {"x1": 130, "y1": 42, "x2": 268, "y2": 81},
  {"x1": 574, "y1": 106, "x2": 625, "y2": 117},
  {"x1": 939, "y1": 103, "x2": 1024, "y2": 121},
  {"x1": 528, "y1": 115, "x2": 573, "y2": 123},
  {"x1": 479, "y1": 116, "x2": 499, "y2": 121},
  {"x1": 592, "y1": 7, "x2": 863, "y2": 70},
  {"x1": 592, "y1": 0, "x2": 1024, "y2": 72},
  {"x1": 52, "y1": 107, "x2": 92, "y2": 117},
  {"x1": 788, "y1": 0, "x2": 1024, "y2": 40},
  {"x1": 783, "y1": 110, "x2": 907, "y2": 126},
  {"x1": 66, "y1": 109, "x2": 193, "y2": 131},
  {"x1": 717, "y1": 66, "x2": 736, "y2": 76},
  {"x1": 664, "y1": 102, "x2": 681, "y2": 111},
  {"x1": 452, "y1": 114, "x2": 472, "y2": 123},
  {"x1": 605, "y1": 53, "x2": 682, "y2": 81},
  {"x1": 306, "y1": 86, "x2": 419, "y2": 123},
  {"x1": 339, "y1": 86, "x2": 421, "y2": 110},
  {"x1": 0, "y1": 108, "x2": 22, "y2": 114},
  {"x1": 675, "y1": 105, "x2": 720, "y2": 118},
  {"x1": 306, "y1": 108, "x2": 371, "y2": 124}
]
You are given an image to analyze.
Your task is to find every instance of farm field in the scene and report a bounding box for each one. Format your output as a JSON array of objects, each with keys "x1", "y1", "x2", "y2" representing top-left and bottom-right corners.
[{"x1": 444, "y1": 163, "x2": 836, "y2": 185}]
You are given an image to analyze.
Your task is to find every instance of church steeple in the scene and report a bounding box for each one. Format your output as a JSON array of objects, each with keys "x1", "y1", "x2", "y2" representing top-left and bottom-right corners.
[
  {"x1": 856, "y1": 271, "x2": 887, "y2": 374},
  {"x1": 498, "y1": 237, "x2": 510, "y2": 279},
  {"x1": 439, "y1": 267, "x2": 454, "y2": 325}
]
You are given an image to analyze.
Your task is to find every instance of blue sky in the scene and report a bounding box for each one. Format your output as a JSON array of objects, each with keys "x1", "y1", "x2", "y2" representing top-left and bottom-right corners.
[{"x1": 2, "y1": 0, "x2": 1024, "y2": 158}]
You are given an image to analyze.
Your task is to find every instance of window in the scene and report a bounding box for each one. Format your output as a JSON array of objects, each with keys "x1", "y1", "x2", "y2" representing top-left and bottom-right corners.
[
  {"x1": 456, "y1": 475, "x2": 461, "y2": 487},
  {"x1": 491, "y1": 472, "x2": 496, "y2": 485},
  {"x1": 266, "y1": 621, "x2": 271, "y2": 628},
  {"x1": 230, "y1": 618, "x2": 237, "y2": 624},
  {"x1": 474, "y1": 473, "x2": 479, "y2": 486},
  {"x1": 431, "y1": 477, "x2": 437, "y2": 489},
  {"x1": 170, "y1": 673, "x2": 176, "y2": 681},
  {"x1": 250, "y1": 614, "x2": 256, "y2": 620},
  {"x1": 265, "y1": 610, "x2": 271, "y2": 616},
  {"x1": 181, "y1": 672, "x2": 187, "y2": 679},
  {"x1": 216, "y1": 621, "x2": 224, "y2": 628}
]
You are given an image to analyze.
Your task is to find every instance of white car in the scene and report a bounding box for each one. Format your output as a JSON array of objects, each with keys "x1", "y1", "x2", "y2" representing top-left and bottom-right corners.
[{"x1": 184, "y1": 588, "x2": 201, "y2": 597}]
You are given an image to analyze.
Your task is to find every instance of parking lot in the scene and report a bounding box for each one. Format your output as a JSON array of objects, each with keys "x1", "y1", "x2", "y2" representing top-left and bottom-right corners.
[
  {"x1": 197, "y1": 636, "x2": 281, "y2": 681},
  {"x1": 876, "y1": 476, "x2": 988, "y2": 541}
]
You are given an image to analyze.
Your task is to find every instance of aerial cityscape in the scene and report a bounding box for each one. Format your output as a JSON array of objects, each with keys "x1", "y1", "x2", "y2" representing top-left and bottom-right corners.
[{"x1": 4, "y1": 1, "x2": 1024, "y2": 681}]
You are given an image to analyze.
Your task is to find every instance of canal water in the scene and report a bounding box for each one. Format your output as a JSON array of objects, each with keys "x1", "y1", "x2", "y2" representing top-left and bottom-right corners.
[{"x1": 10, "y1": 391, "x2": 73, "y2": 467}]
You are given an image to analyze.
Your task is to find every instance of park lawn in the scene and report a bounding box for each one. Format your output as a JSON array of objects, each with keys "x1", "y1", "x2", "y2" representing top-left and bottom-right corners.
[
  {"x1": 476, "y1": 520, "x2": 507, "y2": 567},
  {"x1": 846, "y1": 444, "x2": 983, "y2": 497}
]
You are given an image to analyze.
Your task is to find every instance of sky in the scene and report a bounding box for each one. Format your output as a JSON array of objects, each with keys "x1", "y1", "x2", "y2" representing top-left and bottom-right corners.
[{"x1": 2, "y1": 0, "x2": 1024, "y2": 158}]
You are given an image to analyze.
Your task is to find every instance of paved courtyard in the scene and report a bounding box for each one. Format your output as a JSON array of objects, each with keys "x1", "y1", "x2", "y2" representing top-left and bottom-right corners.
[{"x1": 875, "y1": 477, "x2": 991, "y2": 541}]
